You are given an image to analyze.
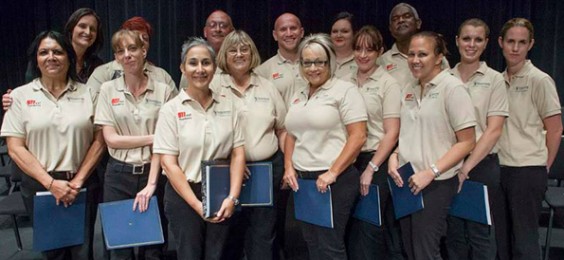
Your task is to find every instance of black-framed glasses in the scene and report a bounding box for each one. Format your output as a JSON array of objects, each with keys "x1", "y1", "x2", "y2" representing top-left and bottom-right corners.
[{"x1": 300, "y1": 60, "x2": 328, "y2": 68}]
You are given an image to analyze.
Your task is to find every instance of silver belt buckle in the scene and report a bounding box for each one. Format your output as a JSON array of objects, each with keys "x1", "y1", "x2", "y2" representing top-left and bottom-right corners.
[{"x1": 132, "y1": 165, "x2": 144, "y2": 175}]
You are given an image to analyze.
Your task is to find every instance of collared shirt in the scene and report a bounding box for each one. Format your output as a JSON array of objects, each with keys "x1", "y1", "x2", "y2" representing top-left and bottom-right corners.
[
  {"x1": 255, "y1": 51, "x2": 307, "y2": 106},
  {"x1": 377, "y1": 43, "x2": 450, "y2": 89},
  {"x1": 211, "y1": 72, "x2": 287, "y2": 161},
  {"x1": 347, "y1": 66, "x2": 401, "y2": 152},
  {"x1": 153, "y1": 89, "x2": 245, "y2": 182},
  {"x1": 1, "y1": 79, "x2": 96, "y2": 172},
  {"x1": 95, "y1": 76, "x2": 177, "y2": 164},
  {"x1": 399, "y1": 70, "x2": 476, "y2": 180},
  {"x1": 498, "y1": 60, "x2": 561, "y2": 166},
  {"x1": 285, "y1": 77, "x2": 367, "y2": 171},
  {"x1": 450, "y1": 62, "x2": 509, "y2": 154},
  {"x1": 87, "y1": 60, "x2": 176, "y2": 97},
  {"x1": 334, "y1": 54, "x2": 358, "y2": 79}
]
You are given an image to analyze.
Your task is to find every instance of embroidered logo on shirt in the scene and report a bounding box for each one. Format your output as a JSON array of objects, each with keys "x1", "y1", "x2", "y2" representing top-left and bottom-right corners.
[
  {"x1": 111, "y1": 98, "x2": 124, "y2": 106},
  {"x1": 515, "y1": 86, "x2": 529, "y2": 92},
  {"x1": 272, "y1": 72, "x2": 283, "y2": 80},
  {"x1": 67, "y1": 97, "x2": 84, "y2": 103},
  {"x1": 404, "y1": 93, "x2": 414, "y2": 101},
  {"x1": 177, "y1": 111, "x2": 191, "y2": 120},
  {"x1": 386, "y1": 63, "x2": 397, "y2": 71},
  {"x1": 214, "y1": 110, "x2": 232, "y2": 117},
  {"x1": 26, "y1": 99, "x2": 41, "y2": 107},
  {"x1": 428, "y1": 93, "x2": 439, "y2": 99},
  {"x1": 473, "y1": 82, "x2": 491, "y2": 88},
  {"x1": 146, "y1": 99, "x2": 162, "y2": 106},
  {"x1": 255, "y1": 97, "x2": 270, "y2": 103}
]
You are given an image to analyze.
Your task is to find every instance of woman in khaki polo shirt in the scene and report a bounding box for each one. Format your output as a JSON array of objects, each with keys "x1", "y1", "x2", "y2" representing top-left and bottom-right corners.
[
  {"x1": 497, "y1": 18, "x2": 562, "y2": 260},
  {"x1": 445, "y1": 19, "x2": 509, "y2": 260},
  {"x1": 211, "y1": 30, "x2": 287, "y2": 260},
  {"x1": 283, "y1": 33, "x2": 367, "y2": 259},
  {"x1": 94, "y1": 29, "x2": 176, "y2": 259},
  {"x1": 331, "y1": 12, "x2": 358, "y2": 78},
  {"x1": 1, "y1": 31, "x2": 104, "y2": 259},
  {"x1": 388, "y1": 32, "x2": 476, "y2": 259},
  {"x1": 345, "y1": 25, "x2": 402, "y2": 260},
  {"x1": 153, "y1": 37, "x2": 245, "y2": 260}
]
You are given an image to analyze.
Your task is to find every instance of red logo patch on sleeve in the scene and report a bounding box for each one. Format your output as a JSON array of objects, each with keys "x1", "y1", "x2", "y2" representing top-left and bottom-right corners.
[
  {"x1": 386, "y1": 64, "x2": 397, "y2": 71},
  {"x1": 404, "y1": 93, "x2": 414, "y2": 101},
  {"x1": 111, "y1": 98, "x2": 120, "y2": 105}
]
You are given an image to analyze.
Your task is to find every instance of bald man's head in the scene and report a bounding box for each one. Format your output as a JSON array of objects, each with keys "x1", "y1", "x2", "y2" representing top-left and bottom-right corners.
[
  {"x1": 273, "y1": 13, "x2": 304, "y2": 54},
  {"x1": 203, "y1": 10, "x2": 234, "y2": 52}
]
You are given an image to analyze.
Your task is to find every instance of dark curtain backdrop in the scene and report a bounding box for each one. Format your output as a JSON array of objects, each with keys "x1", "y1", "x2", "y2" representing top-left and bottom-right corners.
[{"x1": 1, "y1": 0, "x2": 563, "y2": 100}]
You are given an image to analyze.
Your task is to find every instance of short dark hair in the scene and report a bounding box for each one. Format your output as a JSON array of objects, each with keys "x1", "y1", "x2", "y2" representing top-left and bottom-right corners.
[
  {"x1": 333, "y1": 11, "x2": 356, "y2": 32},
  {"x1": 64, "y1": 8, "x2": 103, "y2": 59},
  {"x1": 354, "y1": 25, "x2": 385, "y2": 52},
  {"x1": 28, "y1": 31, "x2": 78, "y2": 81}
]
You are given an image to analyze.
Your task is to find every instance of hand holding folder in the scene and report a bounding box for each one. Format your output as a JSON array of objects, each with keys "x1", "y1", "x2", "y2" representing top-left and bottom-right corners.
[
  {"x1": 387, "y1": 162, "x2": 424, "y2": 219},
  {"x1": 294, "y1": 178, "x2": 334, "y2": 228}
]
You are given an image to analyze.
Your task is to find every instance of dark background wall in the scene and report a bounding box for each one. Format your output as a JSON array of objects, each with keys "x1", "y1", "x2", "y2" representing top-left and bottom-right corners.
[{"x1": 1, "y1": 0, "x2": 563, "y2": 101}]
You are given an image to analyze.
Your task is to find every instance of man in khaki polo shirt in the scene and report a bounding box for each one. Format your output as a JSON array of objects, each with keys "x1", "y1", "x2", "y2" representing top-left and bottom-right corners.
[
  {"x1": 255, "y1": 13, "x2": 307, "y2": 106},
  {"x1": 377, "y1": 3, "x2": 449, "y2": 88}
]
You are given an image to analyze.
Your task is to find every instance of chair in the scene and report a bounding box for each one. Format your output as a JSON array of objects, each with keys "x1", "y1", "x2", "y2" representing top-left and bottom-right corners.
[
  {"x1": 543, "y1": 137, "x2": 564, "y2": 260},
  {"x1": 0, "y1": 161, "x2": 27, "y2": 251}
]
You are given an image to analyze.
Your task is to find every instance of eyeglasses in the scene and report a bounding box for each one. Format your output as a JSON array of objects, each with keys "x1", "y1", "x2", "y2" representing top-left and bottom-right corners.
[
  {"x1": 206, "y1": 21, "x2": 230, "y2": 29},
  {"x1": 300, "y1": 60, "x2": 328, "y2": 68},
  {"x1": 227, "y1": 46, "x2": 251, "y2": 56}
]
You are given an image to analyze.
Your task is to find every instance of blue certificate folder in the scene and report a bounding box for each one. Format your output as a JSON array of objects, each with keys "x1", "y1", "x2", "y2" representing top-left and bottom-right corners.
[
  {"x1": 387, "y1": 162, "x2": 424, "y2": 219},
  {"x1": 449, "y1": 180, "x2": 492, "y2": 225},
  {"x1": 99, "y1": 196, "x2": 164, "y2": 249},
  {"x1": 352, "y1": 185, "x2": 381, "y2": 226},
  {"x1": 201, "y1": 160, "x2": 273, "y2": 218},
  {"x1": 294, "y1": 178, "x2": 334, "y2": 228},
  {"x1": 33, "y1": 189, "x2": 87, "y2": 251}
]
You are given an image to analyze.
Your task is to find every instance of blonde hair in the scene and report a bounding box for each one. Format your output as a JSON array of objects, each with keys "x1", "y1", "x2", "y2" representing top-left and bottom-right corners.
[
  {"x1": 298, "y1": 33, "x2": 337, "y2": 77},
  {"x1": 216, "y1": 30, "x2": 261, "y2": 73},
  {"x1": 111, "y1": 29, "x2": 144, "y2": 52}
]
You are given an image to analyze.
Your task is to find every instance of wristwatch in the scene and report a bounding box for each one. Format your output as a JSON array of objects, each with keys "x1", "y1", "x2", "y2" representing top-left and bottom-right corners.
[
  {"x1": 430, "y1": 164, "x2": 441, "y2": 178},
  {"x1": 368, "y1": 161, "x2": 379, "y2": 172},
  {"x1": 228, "y1": 195, "x2": 240, "y2": 206}
]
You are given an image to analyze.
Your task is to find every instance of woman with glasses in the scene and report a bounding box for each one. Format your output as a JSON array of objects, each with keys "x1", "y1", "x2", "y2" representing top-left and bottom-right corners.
[
  {"x1": 283, "y1": 33, "x2": 367, "y2": 259},
  {"x1": 211, "y1": 30, "x2": 287, "y2": 260},
  {"x1": 94, "y1": 29, "x2": 177, "y2": 259},
  {"x1": 345, "y1": 25, "x2": 402, "y2": 260}
]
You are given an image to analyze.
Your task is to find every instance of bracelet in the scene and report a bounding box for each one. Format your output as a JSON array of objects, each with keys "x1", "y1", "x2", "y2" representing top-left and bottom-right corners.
[{"x1": 47, "y1": 178, "x2": 54, "y2": 191}]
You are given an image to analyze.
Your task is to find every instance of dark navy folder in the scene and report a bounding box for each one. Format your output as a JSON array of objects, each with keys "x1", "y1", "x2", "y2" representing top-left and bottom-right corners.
[
  {"x1": 99, "y1": 196, "x2": 164, "y2": 249},
  {"x1": 33, "y1": 189, "x2": 87, "y2": 251},
  {"x1": 201, "y1": 160, "x2": 231, "y2": 218},
  {"x1": 449, "y1": 180, "x2": 492, "y2": 225},
  {"x1": 294, "y1": 178, "x2": 334, "y2": 228},
  {"x1": 353, "y1": 184, "x2": 381, "y2": 226},
  {"x1": 387, "y1": 162, "x2": 424, "y2": 219},
  {"x1": 240, "y1": 162, "x2": 273, "y2": 206}
]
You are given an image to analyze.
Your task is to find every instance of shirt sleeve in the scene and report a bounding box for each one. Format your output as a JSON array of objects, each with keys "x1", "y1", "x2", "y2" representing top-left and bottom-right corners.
[
  {"x1": 153, "y1": 102, "x2": 180, "y2": 155},
  {"x1": 446, "y1": 84, "x2": 477, "y2": 131},
  {"x1": 487, "y1": 73, "x2": 509, "y2": 117},
  {"x1": 233, "y1": 104, "x2": 245, "y2": 148},
  {"x1": 94, "y1": 83, "x2": 116, "y2": 127},
  {"x1": 382, "y1": 77, "x2": 402, "y2": 119},
  {"x1": 0, "y1": 88, "x2": 25, "y2": 138},
  {"x1": 339, "y1": 85, "x2": 368, "y2": 125},
  {"x1": 531, "y1": 75, "x2": 561, "y2": 119}
]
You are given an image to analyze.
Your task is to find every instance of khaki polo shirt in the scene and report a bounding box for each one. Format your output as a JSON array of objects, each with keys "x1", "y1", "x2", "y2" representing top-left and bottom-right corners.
[
  {"x1": 347, "y1": 66, "x2": 401, "y2": 152},
  {"x1": 87, "y1": 60, "x2": 176, "y2": 96},
  {"x1": 334, "y1": 55, "x2": 357, "y2": 79},
  {"x1": 377, "y1": 43, "x2": 450, "y2": 89},
  {"x1": 95, "y1": 76, "x2": 177, "y2": 164},
  {"x1": 285, "y1": 77, "x2": 367, "y2": 171},
  {"x1": 450, "y1": 62, "x2": 509, "y2": 154},
  {"x1": 1, "y1": 79, "x2": 96, "y2": 172},
  {"x1": 153, "y1": 89, "x2": 245, "y2": 182},
  {"x1": 255, "y1": 51, "x2": 307, "y2": 106},
  {"x1": 398, "y1": 70, "x2": 476, "y2": 180},
  {"x1": 498, "y1": 60, "x2": 561, "y2": 166},
  {"x1": 211, "y1": 73, "x2": 287, "y2": 161}
]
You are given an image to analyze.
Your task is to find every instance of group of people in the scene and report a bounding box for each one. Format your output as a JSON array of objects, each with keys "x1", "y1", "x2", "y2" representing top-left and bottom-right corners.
[{"x1": 0, "y1": 2, "x2": 561, "y2": 260}]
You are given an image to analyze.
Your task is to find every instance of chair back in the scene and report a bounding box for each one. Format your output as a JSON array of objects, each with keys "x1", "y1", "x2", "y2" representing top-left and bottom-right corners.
[{"x1": 549, "y1": 136, "x2": 564, "y2": 181}]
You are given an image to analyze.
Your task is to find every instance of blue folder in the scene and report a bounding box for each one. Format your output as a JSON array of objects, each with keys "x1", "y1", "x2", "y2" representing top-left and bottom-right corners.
[
  {"x1": 387, "y1": 162, "x2": 424, "y2": 219},
  {"x1": 201, "y1": 160, "x2": 231, "y2": 218},
  {"x1": 449, "y1": 180, "x2": 492, "y2": 225},
  {"x1": 99, "y1": 196, "x2": 164, "y2": 249},
  {"x1": 240, "y1": 162, "x2": 273, "y2": 206},
  {"x1": 294, "y1": 178, "x2": 334, "y2": 228},
  {"x1": 33, "y1": 189, "x2": 87, "y2": 251},
  {"x1": 353, "y1": 184, "x2": 381, "y2": 226}
]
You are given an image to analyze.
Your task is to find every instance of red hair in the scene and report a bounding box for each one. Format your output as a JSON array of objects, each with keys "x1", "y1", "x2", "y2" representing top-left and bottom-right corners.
[{"x1": 121, "y1": 16, "x2": 153, "y2": 37}]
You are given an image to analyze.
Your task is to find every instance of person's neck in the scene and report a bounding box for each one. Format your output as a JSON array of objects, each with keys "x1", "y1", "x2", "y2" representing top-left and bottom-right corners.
[
  {"x1": 457, "y1": 60, "x2": 480, "y2": 83},
  {"x1": 40, "y1": 76, "x2": 68, "y2": 99},
  {"x1": 230, "y1": 71, "x2": 251, "y2": 93},
  {"x1": 124, "y1": 71, "x2": 148, "y2": 97},
  {"x1": 356, "y1": 65, "x2": 378, "y2": 85},
  {"x1": 278, "y1": 48, "x2": 299, "y2": 63},
  {"x1": 335, "y1": 47, "x2": 353, "y2": 62},
  {"x1": 73, "y1": 43, "x2": 87, "y2": 73},
  {"x1": 186, "y1": 85, "x2": 213, "y2": 109},
  {"x1": 506, "y1": 59, "x2": 527, "y2": 79},
  {"x1": 395, "y1": 38, "x2": 411, "y2": 55}
]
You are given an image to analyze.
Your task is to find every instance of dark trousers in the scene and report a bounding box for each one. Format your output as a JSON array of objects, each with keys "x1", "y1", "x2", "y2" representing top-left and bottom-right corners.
[
  {"x1": 297, "y1": 165, "x2": 359, "y2": 260},
  {"x1": 400, "y1": 175, "x2": 458, "y2": 260},
  {"x1": 500, "y1": 166, "x2": 547, "y2": 260},
  {"x1": 164, "y1": 181, "x2": 231, "y2": 260},
  {"x1": 103, "y1": 157, "x2": 166, "y2": 260},
  {"x1": 446, "y1": 154, "x2": 504, "y2": 260},
  {"x1": 348, "y1": 151, "x2": 404, "y2": 260},
  {"x1": 20, "y1": 169, "x2": 97, "y2": 260}
]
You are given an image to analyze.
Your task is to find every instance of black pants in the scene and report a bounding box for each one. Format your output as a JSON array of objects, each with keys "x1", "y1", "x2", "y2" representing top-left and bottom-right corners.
[
  {"x1": 20, "y1": 169, "x2": 97, "y2": 260},
  {"x1": 103, "y1": 157, "x2": 166, "y2": 260},
  {"x1": 348, "y1": 151, "x2": 404, "y2": 260},
  {"x1": 446, "y1": 154, "x2": 505, "y2": 260},
  {"x1": 296, "y1": 165, "x2": 359, "y2": 260},
  {"x1": 400, "y1": 175, "x2": 458, "y2": 260},
  {"x1": 164, "y1": 181, "x2": 231, "y2": 260},
  {"x1": 500, "y1": 166, "x2": 547, "y2": 260}
]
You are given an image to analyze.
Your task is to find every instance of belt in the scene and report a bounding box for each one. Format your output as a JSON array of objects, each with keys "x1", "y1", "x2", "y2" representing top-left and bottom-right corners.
[
  {"x1": 295, "y1": 169, "x2": 326, "y2": 179},
  {"x1": 111, "y1": 158, "x2": 151, "y2": 175},
  {"x1": 49, "y1": 171, "x2": 76, "y2": 180}
]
